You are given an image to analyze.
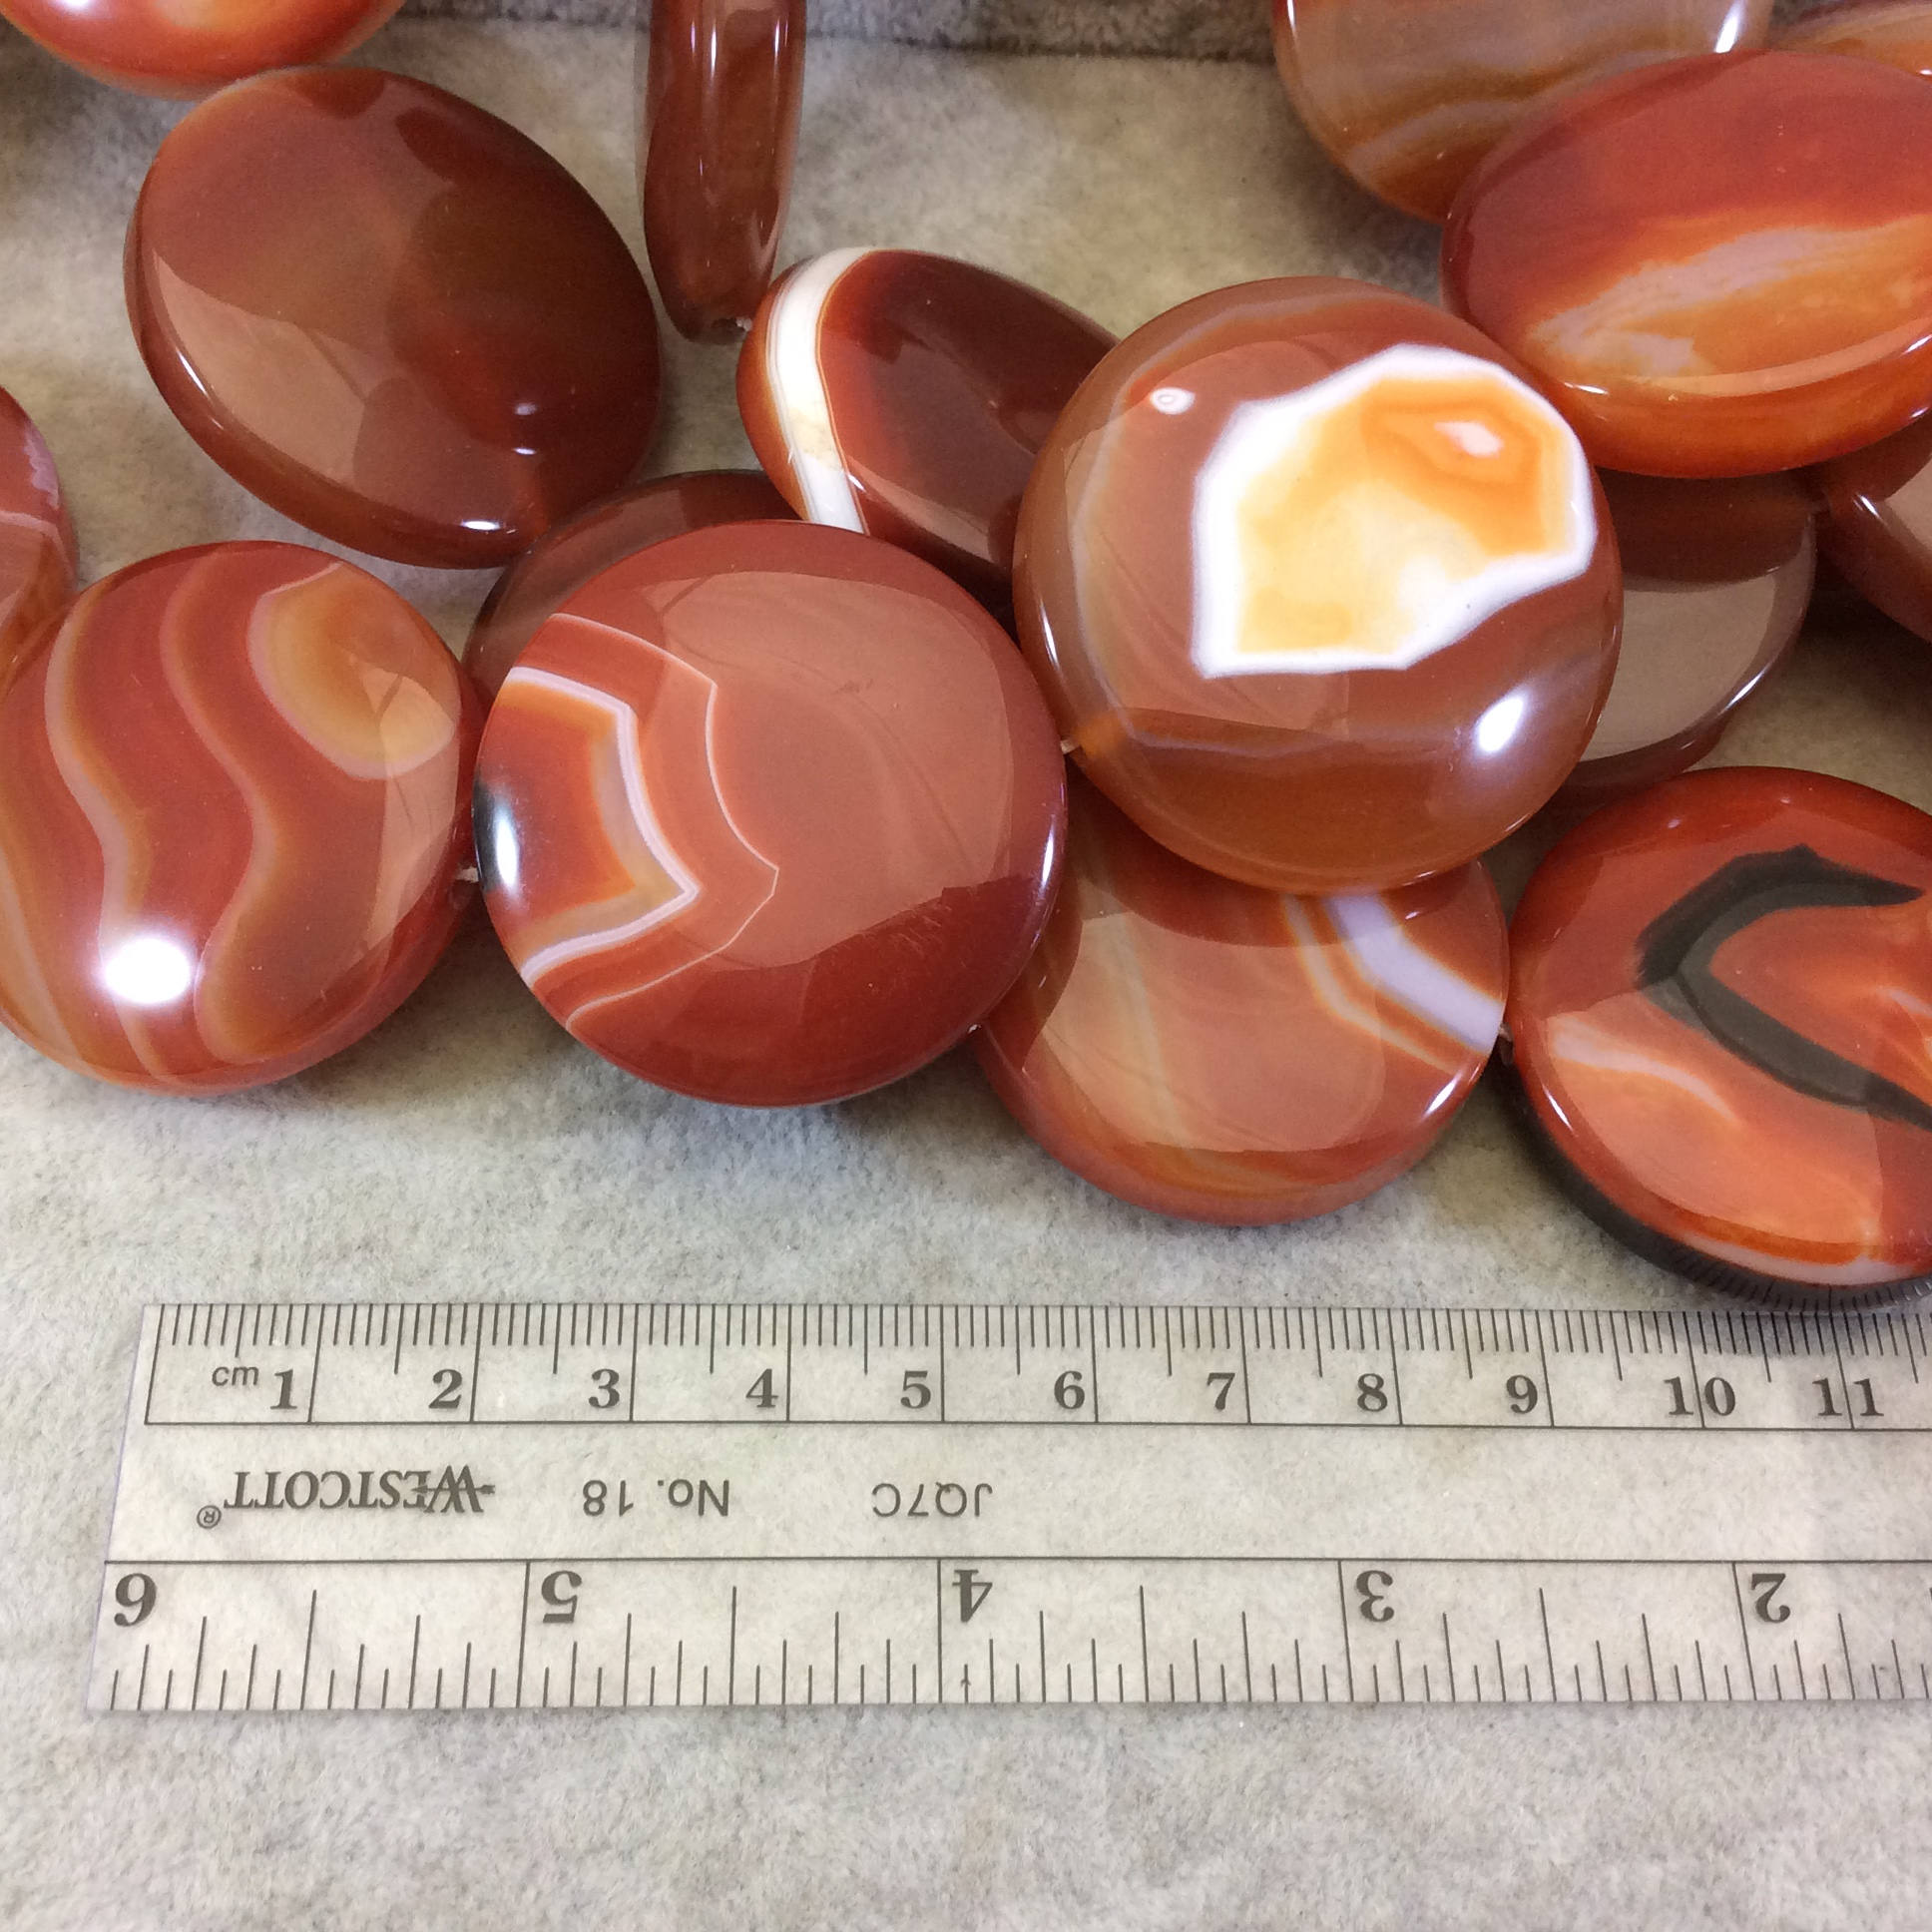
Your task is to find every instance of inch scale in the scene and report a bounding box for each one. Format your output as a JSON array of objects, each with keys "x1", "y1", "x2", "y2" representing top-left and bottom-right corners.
[{"x1": 90, "y1": 1299, "x2": 1932, "y2": 1713}]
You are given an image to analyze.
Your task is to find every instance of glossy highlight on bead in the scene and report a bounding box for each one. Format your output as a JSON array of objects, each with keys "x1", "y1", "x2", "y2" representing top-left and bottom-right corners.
[
  {"x1": 477, "y1": 522, "x2": 1067, "y2": 1108},
  {"x1": 0, "y1": 543, "x2": 480, "y2": 1095},
  {"x1": 127, "y1": 67, "x2": 663, "y2": 569},
  {"x1": 976, "y1": 778, "x2": 1508, "y2": 1225}
]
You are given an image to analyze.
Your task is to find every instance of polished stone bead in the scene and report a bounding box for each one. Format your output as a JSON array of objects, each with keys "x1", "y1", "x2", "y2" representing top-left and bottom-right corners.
[
  {"x1": 1810, "y1": 414, "x2": 1932, "y2": 644},
  {"x1": 1443, "y1": 52, "x2": 1932, "y2": 478},
  {"x1": 976, "y1": 777, "x2": 1507, "y2": 1225},
  {"x1": 1508, "y1": 766, "x2": 1932, "y2": 1295},
  {"x1": 640, "y1": 0, "x2": 805, "y2": 343},
  {"x1": 127, "y1": 68, "x2": 662, "y2": 570},
  {"x1": 1777, "y1": 0, "x2": 1932, "y2": 74},
  {"x1": 1271, "y1": 0, "x2": 1768, "y2": 224},
  {"x1": 1014, "y1": 277, "x2": 1620, "y2": 896},
  {"x1": 0, "y1": 0, "x2": 403, "y2": 96},
  {"x1": 0, "y1": 387, "x2": 76, "y2": 693},
  {"x1": 739, "y1": 248, "x2": 1114, "y2": 600},
  {"x1": 466, "y1": 471, "x2": 792, "y2": 700},
  {"x1": 0, "y1": 543, "x2": 480, "y2": 1094},
  {"x1": 1560, "y1": 471, "x2": 1813, "y2": 805},
  {"x1": 476, "y1": 522, "x2": 1067, "y2": 1107}
]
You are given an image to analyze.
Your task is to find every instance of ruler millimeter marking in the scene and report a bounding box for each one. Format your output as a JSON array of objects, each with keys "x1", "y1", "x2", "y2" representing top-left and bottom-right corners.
[{"x1": 91, "y1": 1300, "x2": 1932, "y2": 1713}]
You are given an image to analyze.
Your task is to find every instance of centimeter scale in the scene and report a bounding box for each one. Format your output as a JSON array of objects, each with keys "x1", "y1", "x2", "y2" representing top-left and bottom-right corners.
[{"x1": 89, "y1": 1299, "x2": 1932, "y2": 1714}]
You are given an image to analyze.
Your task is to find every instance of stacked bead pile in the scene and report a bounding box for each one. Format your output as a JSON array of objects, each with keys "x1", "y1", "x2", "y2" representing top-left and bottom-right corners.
[{"x1": 1, "y1": 0, "x2": 1930, "y2": 1305}]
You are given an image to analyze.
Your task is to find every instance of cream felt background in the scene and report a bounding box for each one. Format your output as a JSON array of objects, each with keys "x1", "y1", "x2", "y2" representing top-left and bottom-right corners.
[{"x1": 1, "y1": 12, "x2": 1930, "y2": 1932}]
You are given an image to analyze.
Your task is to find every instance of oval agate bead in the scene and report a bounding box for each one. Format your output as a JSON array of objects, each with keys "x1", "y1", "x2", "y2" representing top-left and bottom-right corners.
[
  {"x1": 1014, "y1": 277, "x2": 1620, "y2": 896},
  {"x1": 1443, "y1": 52, "x2": 1932, "y2": 477},
  {"x1": 466, "y1": 471, "x2": 793, "y2": 701},
  {"x1": 976, "y1": 778, "x2": 1508, "y2": 1225},
  {"x1": 127, "y1": 68, "x2": 662, "y2": 570},
  {"x1": 0, "y1": 387, "x2": 77, "y2": 692},
  {"x1": 640, "y1": 0, "x2": 806, "y2": 342},
  {"x1": 739, "y1": 248, "x2": 1115, "y2": 600},
  {"x1": 0, "y1": 0, "x2": 404, "y2": 97},
  {"x1": 0, "y1": 543, "x2": 480, "y2": 1095},
  {"x1": 1508, "y1": 767, "x2": 1932, "y2": 1297},
  {"x1": 1271, "y1": 0, "x2": 1769, "y2": 224},
  {"x1": 1560, "y1": 470, "x2": 1812, "y2": 805},
  {"x1": 476, "y1": 522, "x2": 1066, "y2": 1108}
]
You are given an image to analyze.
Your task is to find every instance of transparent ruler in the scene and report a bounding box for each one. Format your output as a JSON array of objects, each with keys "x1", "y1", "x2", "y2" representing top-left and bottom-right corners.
[{"x1": 89, "y1": 1300, "x2": 1932, "y2": 1713}]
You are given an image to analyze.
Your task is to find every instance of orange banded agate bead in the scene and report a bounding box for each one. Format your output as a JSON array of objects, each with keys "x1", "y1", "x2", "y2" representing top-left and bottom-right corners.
[
  {"x1": 1014, "y1": 278, "x2": 1620, "y2": 896},
  {"x1": 976, "y1": 778, "x2": 1508, "y2": 1226},
  {"x1": 1443, "y1": 52, "x2": 1932, "y2": 477},
  {"x1": 1509, "y1": 768, "x2": 1932, "y2": 1296},
  {"x1": 0, "y1": 544, "x2": 480, "y2": 1095}
]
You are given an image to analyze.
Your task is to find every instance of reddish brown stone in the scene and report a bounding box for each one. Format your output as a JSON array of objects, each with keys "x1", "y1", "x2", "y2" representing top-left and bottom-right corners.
[
  {"x1": 1014, "y1": 277, "x2": 1620, "y2": 895},
  {"x1": 1510, "y1": 766, "x2": 1932, "y2": 1294},
  {"x1": 476, "y1": 522, "x2": 1066, "y2": 1107},
  {"x1": 1811, "y1": 413, "x2": 1932, "y2": 644},
  {"x1": 127, "y1": 68, "x2": 661, "y2": 569},
  {"x1": 0, "y1": 543, "x2": 479, "y2": 1094},
  {"x1": 640, "y1": 0, "x2": 805, "y2": 343},
  {"x1": 1559, "y1": 470, "x2": 1813, "y2": 805},
  {"x1": 738, "y1": 248, "x2": 1114, "y2": 600},
  {"x1": 977, "y1": 777, "x2": 1507, "y2": 1225},
  {"x1": 1443, "y1": 52, "x2": 1932, "y2": 476}
]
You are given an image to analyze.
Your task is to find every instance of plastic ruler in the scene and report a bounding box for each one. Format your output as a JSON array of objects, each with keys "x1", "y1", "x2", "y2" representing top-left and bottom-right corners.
[{"x1": 87, "y1": 1299, "x2": 1932, "y2": 1713}]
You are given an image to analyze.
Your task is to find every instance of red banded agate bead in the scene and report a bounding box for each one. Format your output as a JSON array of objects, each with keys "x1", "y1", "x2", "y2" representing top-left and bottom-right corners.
[
  {"x1": 476, "y1": 522, "x2": 1066, "y2": 1108},
  {"x1": 0, "y1": 544, "x2": 479, "y2": 1095},
  {"x1": 976, "y1": 778, "x2": 1507, "y2": 1225}
]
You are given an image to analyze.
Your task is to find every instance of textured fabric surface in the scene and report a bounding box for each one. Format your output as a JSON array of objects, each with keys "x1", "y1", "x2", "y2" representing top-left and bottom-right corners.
[
  {"x1": 403, "y1": 0, "x2": 1831, "y2": 58},
  {"x1": 407, "y1": 0, "x2": 1274, "y2": 58},
  {"x1": 2, "y1": 17, "x2": 1931, "y2": 1932}
]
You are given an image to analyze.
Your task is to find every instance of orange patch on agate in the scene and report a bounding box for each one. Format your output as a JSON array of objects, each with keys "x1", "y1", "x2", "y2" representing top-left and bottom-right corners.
[{"x1": 1196, "y1": 346, "x2": 1593, "y2": 677}]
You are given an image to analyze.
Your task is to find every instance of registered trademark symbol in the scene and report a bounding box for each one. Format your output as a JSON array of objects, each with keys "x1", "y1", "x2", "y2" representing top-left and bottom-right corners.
[{"x1": 197, "y1": 1504, "x2": 222, "y2": 1530}]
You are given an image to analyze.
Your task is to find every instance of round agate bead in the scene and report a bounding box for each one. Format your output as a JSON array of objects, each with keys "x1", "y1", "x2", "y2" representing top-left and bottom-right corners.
[
  {"x1": 0, "y1": 0, "x2": 404, "y2": 96},
  {"x1": 1271, "y1": 0, "x2": 1769, "y2": 224},
  {"x1": 0, "y1": 543, "x2": 480, "y2": 1095},
  {"x1": 1014, "y1": 276, "x2": 1621, "y2": 896},
  {"x1": 127, "y1": 67, "x2": 662, "y2": 570},
  {"x1": 476, "y1": 522, "x2": 1066, "y2": 1108},
  {"x1": 739, "y1": 248, "x2": 1115, "y2": 601},
  {"x1": 1508, "y1": 767, "x2": 1932, "y2": 1297},
  {"x1": 0, "y1": 387, "x2": 76, "y2": 693},
  {"x1": 976, "y1": 778, "x2": 1508, "y2": 1225},
  {"x1": 1443, "y1": 52, "x2": 1932, "y2": 477},
  {"x1": 466, "y1": 471, "x2": 792, "y2": 701},
  {"x1": 1560, "y1": 471, "x2": 1812, "y2": 806},
  {"x1": 640, "y1": 0, "x2": 806, "y2": 342}
]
